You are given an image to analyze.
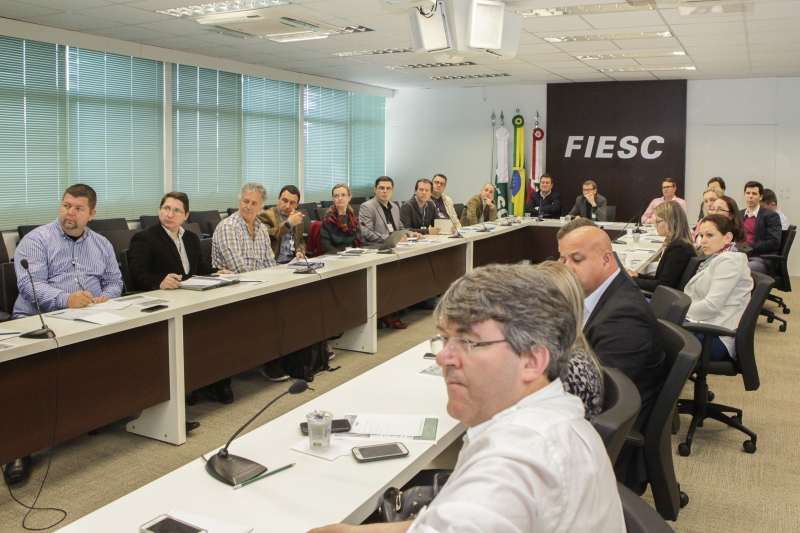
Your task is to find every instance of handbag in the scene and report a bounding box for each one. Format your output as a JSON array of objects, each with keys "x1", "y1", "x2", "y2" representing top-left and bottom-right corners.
[{"x1": 378, "y1": 471, "x2": 451, "y2": 523}]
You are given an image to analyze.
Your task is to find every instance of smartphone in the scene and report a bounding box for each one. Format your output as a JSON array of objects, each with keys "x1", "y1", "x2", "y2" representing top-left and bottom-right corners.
[
  {"x1": 352, "y1": 442, "x2": 409, "y2": 463},
  {"x1": 423, "y1": 352, "x2": 436, "y2": 360},
  {"x1": 141, "y1": 305, "x2": 169, "y2": 313},
  {"x1": 300, "y1": 419, "x2": 351, "y2": 435},
  {"x1": 140, "y1": 515, "x2": 206, "y2": 533}
]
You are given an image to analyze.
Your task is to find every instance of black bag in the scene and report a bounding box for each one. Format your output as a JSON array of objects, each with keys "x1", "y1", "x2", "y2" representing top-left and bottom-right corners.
[
  {"x1": 378, "y1": 471, "x2": 451, "y2": 523},
  {"x1": 280, "y1": 340, "x2": 336, "y2": 382}
]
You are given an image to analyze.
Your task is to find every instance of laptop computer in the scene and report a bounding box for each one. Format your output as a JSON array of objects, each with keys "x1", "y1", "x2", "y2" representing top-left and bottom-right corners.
[{"x1": 378, "y1": 229, "x2": 409, "y2": 253}]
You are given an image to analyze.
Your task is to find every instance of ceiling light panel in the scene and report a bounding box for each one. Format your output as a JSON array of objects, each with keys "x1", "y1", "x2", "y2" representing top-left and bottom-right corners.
[
  {"x1": 543, "y1": 31, "x2": 672, "y2": 43},
  {"x1": 517, "y1": 3, "x2": 654, "y2": 17},
  {"x1": 430, "y1": 73, "x2": 511, "y2": 80},
  {"x1": 678, "y1": 3, "x2": 754, "y2": 16},
  {"x1": 388, "y1": 61, "x2": 477, "y2": 69},
  {"x1": 577, "y1": 51, "x2": 686, "y2": 60},
  {"x1": 333, "y1": 48, "x2": 415, "y2": 57},
  {"x1": 158, "y1": 1, "x2": 288, "y2": 18},
  {"x1": 600, "y1": 66, "x2": 697, "y2": 72}
]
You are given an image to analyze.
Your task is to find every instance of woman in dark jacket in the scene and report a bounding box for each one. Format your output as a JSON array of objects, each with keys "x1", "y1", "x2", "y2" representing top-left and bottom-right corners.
[{"x1": 628, "y1": 200, "x2": 697, "y2": 291}]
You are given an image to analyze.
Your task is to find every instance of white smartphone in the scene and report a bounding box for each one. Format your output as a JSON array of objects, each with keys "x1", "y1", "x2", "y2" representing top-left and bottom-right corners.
[
  {"x1": 140, "y1": 515, "x2": 206, "y2": 533},
  {"x1": 352, "y1": 442, "x2": 409, "y2": 462}
]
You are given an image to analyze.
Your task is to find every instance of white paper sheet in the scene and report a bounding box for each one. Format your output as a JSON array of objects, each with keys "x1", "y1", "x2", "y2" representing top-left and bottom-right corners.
[
  {"x1": 180, "y1": 277, "x2": 223, "y2": 289},
  {"x1": 0, "y1": 328, "x2": 21, "y2": 335},
  {"x1": 290, "y1": 438, "x2": 353, "y2": 461},
  {"x1": 349, "y1": 414, "x2": 425, "y2": 438},
  {"x1": 86, "y1": 300, "x2": 133, "y2": 310},
  {"x1": 116, "y1": 295, "x2": 173, "y2": 308},
  {"x1": 48, "y1": 310, "x2": 126, "y2": 325}
]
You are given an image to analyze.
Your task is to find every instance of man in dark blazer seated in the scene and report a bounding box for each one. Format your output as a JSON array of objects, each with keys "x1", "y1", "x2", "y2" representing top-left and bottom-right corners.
[
  {"x1": 128, "y1": 191, "x2": 233, "y2": 413},
  {"x1": 568, "y1": 180, "x2": 607, "y2": 221},
  {"x1": 524, "y1": 173, "x2": 562, "y2": 218},
  {"x1": 740, "y1": 180, "x2": 782, "y2": 274},
  {"x1": 558, "y1": 219, "x2": 665, "y2": 490}
]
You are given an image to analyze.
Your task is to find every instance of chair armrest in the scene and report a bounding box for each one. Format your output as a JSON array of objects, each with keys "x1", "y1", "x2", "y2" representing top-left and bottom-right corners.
[
  {"x1": 641, "y1": 290, "x2": 653, "y2": 299},
  {"x1": 0, "y1": 311, "x2": 11, "y2": 323},
  {"x1": 682, "y1": 322, "x2": 735, "y2": 338},
  {"x1": 625, "y1": 429, "x2": 645, "y2": 447},
  {"x1": 760, "y1": 254, "x2": 783, "y2": 261}
]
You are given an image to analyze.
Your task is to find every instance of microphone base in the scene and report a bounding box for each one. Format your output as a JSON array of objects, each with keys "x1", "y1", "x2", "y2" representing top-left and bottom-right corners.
[
  {"x1": 474, "y1": 229, "x2": 491, "y2": 233},
  {"x1": 377, "y1": 249, "x2": 394, "y2": 254},
  {"x1": 448, "y1": 233, "x2": 465, "y2": 239},
  {"x1": 206, "y1": 453, "x2": 267, "y2": 486},
  {"x1": 293, "y1": 268, "x2": 317, "y2": 275},
  {"x1": 20, "y1": 327, "x2": 56, "y2": 339},
  {"x1": 612, "y1": 239, "x2": 626, "y2": 245}
]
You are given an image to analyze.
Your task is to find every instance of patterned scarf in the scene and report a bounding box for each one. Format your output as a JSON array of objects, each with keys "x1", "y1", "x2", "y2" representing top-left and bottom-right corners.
[
  {"x1": 323, "y1": 209, "x2": 363, "y2": 247},
  {"x1": 698, "y1": 242, "x2": 738, "y2": 271}
]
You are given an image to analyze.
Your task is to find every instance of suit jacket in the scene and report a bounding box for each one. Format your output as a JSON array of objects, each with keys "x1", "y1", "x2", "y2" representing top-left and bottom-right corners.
[
  {"x1": 258, "y1": 207, "x2": 306, "y2": 259},
  {"x1": 460, "y1": 194, "x2": 498, "y2": 226},
  {"x1": 524, "y1": 190, "x2": 563, "y2": 218},
  {"x1": 568, "y1": 194, "x2": 607, "y2": 221},
  {"x1": 634, "y1": 240, "x2": 697, "y2": 292},
  {"x1": 400, "y1": 196, "x2": 437, "y2": 234},
  {"x1": 583, "y1": 271, "x2": 665, "y2": 429},
  {"x1": 359, "y1": 198, "x2": 404, "y2": 244},
  {"x1": 128, "y1": 223, "x2": 216, "y2": 291},
  {"x1": 739, "y1": 207, "x2": 782, "y2": 256}
]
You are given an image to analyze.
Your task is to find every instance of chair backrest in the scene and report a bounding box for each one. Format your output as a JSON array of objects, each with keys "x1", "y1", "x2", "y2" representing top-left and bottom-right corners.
[
  {"x1": 87, "y1": 218, "x2": 129, "y2": 232},
  {"x1": 676, "y1": 256, "x2": 702, "y2": 292},
  {"x1": 606, "y1": 205, "x2": 617, "y2": 222},
  {"x1": 298, "y1": 202, "x2": 319, "y2": 219},
  {"x1": 207, "y1": 218, "x2": 221, "y2": 237},
  {"x1": 735, "y1": 272, "x2": 775, "y2": 391},
  {"x1": 98, "y1": 229, "x2": 140, "y2": 255},
  {"x1": 0, "y1": 237, "x2": 9, "y2": 264},
  {"x1": 351, "y1": 204, "x2": 361, "y2": 217},
  {"x1": 316, "y1": 207, "x2": 330, "y2": 222},
  {"x1": 181, "y1": 222, "x2": 203, "y2": 240},
  {"x1": 139, "y1": 215, "x2": 159, "y2": 229},
  {"x1": 645, "y1": 320, "x2": 701, "y2": 521},
  {"x1": 227, "y1": 207, "x2": 238, "y2": 216},
  {"x1": 299, "y1": 209, "x2": 312, "y2": 236},
  {"x1": 188, "y1": 211, "x2": 221, "y2": 237},
  {"x1": 618, "y1": 483, "x2": 676, "y2": 533},
  {"x1": 771, "y1": 227, "x2": 795, "y2": 292},
  {"x1": 351, "y1": 196, "x2": 367, "y2": 205},
  {"x1": 320, "y1": 200, "x2": 334, "y2": 208},
  {"x1": 118, "y1": 249, "x2": 134, "y2": 294},
  {"x1": 306, "y1": 220, "x2": 323, "y2": 257},
  {"x1": 200, "y1": 237, "x2": 213, "y2": 268},
  {"x1": 648, "y1": 285, "x2": 692, "y2": 325},
  {"x1": 264, "y1": 204, "x2": 276, "y2": 211},
  {"x1": 592, "y1": 367, "x2": 641, "y2": 465},
  {"x1": 17, "y1": 225, "x2": 41, "y2": 240},
  {"x1": 453, "y1": 203, "x2": 465, "y2": 219},
  {"x1": 0, "y1": 262, "x2": 19, "y2": 316}
]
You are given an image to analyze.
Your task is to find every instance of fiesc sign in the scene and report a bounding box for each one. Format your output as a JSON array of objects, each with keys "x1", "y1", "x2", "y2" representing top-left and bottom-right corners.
[{"x1": 564, "y1": 135, "x2": 664, "y2": 159}]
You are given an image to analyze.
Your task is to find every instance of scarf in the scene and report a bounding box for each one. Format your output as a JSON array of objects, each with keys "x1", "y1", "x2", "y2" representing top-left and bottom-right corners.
[
  {"x1": 698, "y1": 242, "x2": 738, "y2": 271},
  {"x1": 323, "y1": 209, "x2": 363, "y2": 247}
]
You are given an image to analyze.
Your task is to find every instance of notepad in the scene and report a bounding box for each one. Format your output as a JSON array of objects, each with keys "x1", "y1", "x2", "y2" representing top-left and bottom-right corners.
[{"x1": 48, "y1": 310, "x2": 126, "y2": 325}]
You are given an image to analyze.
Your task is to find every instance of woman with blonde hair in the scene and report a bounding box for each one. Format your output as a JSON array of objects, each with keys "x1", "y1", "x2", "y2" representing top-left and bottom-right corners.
[
  {"x1": 534, "y1": 261, "x2": 604, "y2": 420},
  {"x1": 692, "y1": 185, "x2": 724, "y2": 242},
  {"x1": 628, "y1": 201, "x2": 697, "y2": 291}
]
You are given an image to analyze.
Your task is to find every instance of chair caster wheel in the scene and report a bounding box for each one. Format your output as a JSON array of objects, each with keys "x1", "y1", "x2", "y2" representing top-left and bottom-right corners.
[
  {"x1": 731, "y1": 415, "x2": 742, "y2": 425},
  {"x1": 784, "y1": 308, "x2": 791, "y2": 315},
  {"x1": 679, "y1": 491, "x2": 689, "y2": 508},
  {"x1": 678, "y1": 443, "x2": 691, "y2": 457},
  {"x1": 779, "y1": 324, "x2": 787, "y2": 332},
  {"x1": 707, "y1": 391, "x2": 715, "y2": 402},
  {"x1": 743, "y1": 440, "x2": 757, "y2": 454}
]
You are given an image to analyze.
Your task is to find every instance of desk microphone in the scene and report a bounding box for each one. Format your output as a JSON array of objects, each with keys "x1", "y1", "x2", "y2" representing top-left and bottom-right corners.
[
  {"x1": 448, "y1": 225, "x2": 465, "y2": 238},
  {"x1": 611, "y1": 215, "x2": 638, "y2": 245},
  {"x1": 474, "y1": 220, "x2": 491, "y2": 233},
  {"x1": 293, "y1": 248, "x2": 317, "y2": 275},
  {"x1": 633, "y1": 196, "x2": 647, "y2": 234},
  {"x1": 206, "y1": 379, "x2": 309, "y2": 486},
  {"x1": 19, "y1": 259, "x2": 56, "y2": 340}
]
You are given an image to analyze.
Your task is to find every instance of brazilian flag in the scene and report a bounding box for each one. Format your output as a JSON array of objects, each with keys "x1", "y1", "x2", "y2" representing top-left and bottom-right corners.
[{"x1": 511, "y1": 114, "x2": 526, "y2": 217}]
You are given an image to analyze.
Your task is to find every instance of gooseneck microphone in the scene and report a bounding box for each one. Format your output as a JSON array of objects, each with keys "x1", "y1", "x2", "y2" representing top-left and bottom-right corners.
[
  {"x1": 633, "y1": 196, "x2": 647, "y2": 234},
  {"x1": 293, "y1": 248, "x2": 317, "y2": 275},
  {"x1": 206, "y1": 379, "x2": 309, "y2": 486},
  {"x1": 19, "y1": 259, "x2": 56, "y2": 340},
  {"x1": 611, "y1": 215, "x2": 638, "y2": 245}
]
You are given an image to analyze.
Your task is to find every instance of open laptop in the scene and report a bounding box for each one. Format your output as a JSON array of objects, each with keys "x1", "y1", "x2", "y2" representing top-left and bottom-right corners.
[{"x1": 378, "y1": 229, "x2": 409, "y2": 253}]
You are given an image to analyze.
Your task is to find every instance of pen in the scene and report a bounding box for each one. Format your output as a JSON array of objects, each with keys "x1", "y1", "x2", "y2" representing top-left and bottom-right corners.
[
  {"x1": 232, "y1": 463, "x2": 295, "y2": 490},
  {"x1": 75, "y1": 278, "x2": 87, "y2": 291}
]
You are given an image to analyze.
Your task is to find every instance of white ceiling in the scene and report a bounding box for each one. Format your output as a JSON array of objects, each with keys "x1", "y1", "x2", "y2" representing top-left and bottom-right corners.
[{"x1": 1, "y1": 0, "x2": 799, "y2": 90}]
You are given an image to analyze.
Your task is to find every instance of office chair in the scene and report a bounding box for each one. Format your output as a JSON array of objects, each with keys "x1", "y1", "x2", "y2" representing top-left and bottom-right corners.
[
  {"x1": 351, "y1": 196, "x2": 367, "y2": 205},
  {"x1": 0, "y1": 238, "x2": 9, "y2": 264},
  {"x1": 188, "y1": 211, "x2": 222, "y2": 238},
  {"x1": 675, "y1": 257, "x2": 702, "y2": 292},
  {"x1": 299, "y1": 209, "x2": 312, "y2": 238},
  {"x1": 98, "y1": 229, "x2": 140, "y2": 255},
  {"x1": 321, "y1": 200, "x2": 334, "y2": 208},
  {"x1": 592, "y1": 367, "x2": 641, "y2": 465},
  {"x1": 678, "y1": 272, "x2": 774, "y2": 455},
  {"x1": 87, "y1": 218, "x2": 129, "y2": 232},
  {"x1": 0, "y1": 262, "x2": 18, "y2": 323},
  {"x1": 618, "y1": 483, "x2": 676, "y2": 533},
  {"x1": 298, "y1": 202, "x2": 319, "y2": 219},
  {"x1": 453, "y1": 203, "x2": 464, "y2": 220},
  {"x1": 118, "y1": 249, "x2": 135, "y2": 295},
  {"x1": 139, "y1": 215, "x2": 160, "y2": 229},
  {"x1": 760, "y1": 226, "x2": 795, "y2": 332},
  {"x1": 17, "y1": 225, "x2": 41, "y2": 240},
  {"x1": 227, "y1": 207, "x2": 238, "y2": 216},
  {"x1": 648, "y1": 286, "x2": 692, "y2": 325},
  {"x1": 316, "y1": 207, "x2": 329, "y2": 222},
  {"x1": 606, "y1": 206, "x2": 617, "y2": 222},
  {"x1": 181, "y1": 222, "x2": 203, "y2": 240},
  {"x1": 352, "y1": 204, "x2": 361, "y2": 217},
  {"x1": 200, "y1": 237, "x2": 212, "y2": 268}
]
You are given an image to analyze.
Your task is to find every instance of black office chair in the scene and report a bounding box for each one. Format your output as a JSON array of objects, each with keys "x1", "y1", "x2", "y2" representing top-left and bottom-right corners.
[
  {"x1": 320, "y1": 200, "x2": 334, "y2": 208},
  {"x1": 618, "y1": 483, "x2": 676, "y2": 533},
  {"x1": 625, "y1": 320, "x2": 700, "y2": 520},
  {"x1": 316, "y1": 207, "x2": 330, "y2": 222},
  {"x1": 139, "y1": 215, "x2": 160, "y2": 229},
  {"x1": 453, "y1": 203, "x2": 465, "y2": 220},
  {"x1": 648, "y1": 286, "x2": 692, "y2": 326},
  {"x1": 181, "y1": 222, "x2": 203, "y2": 240},
  {"x1": 200, "y1": 237, "x2": 212, "y2": 268},
  {"x1": 760, "y1": 226, "x2": 795, "y2": 332},
  {"x1": 207, "y1": 218, "x2": 221, "y2": 237},
  {"x1": 189, "y1": 211, "x2": 222, "y2": 238},
  {"x1": 117, "y1": 249, "x2": 135, "y2": 295},
  {"x1": 606, "y1": 206, "x2": 617, "y2": 222},
  {"x1": 0, "y1": 238, "x2": 9, "y2": 264},
  {"x1": 263, "y1": 204, "x2": 276, "y2": 211},
  {"x1": 675, "y1": 256, "x2": 702, "y2": 292},
  {"x1": 0, "y1": 262, "x2": 18, "y2": 323},
  {"x1": 679, "y1": 271, "x2": 774, "y2": 455},
  {"x1": 87, "y1": 218, "x2": 128, "y2": 232},
  {"x1": 299, "y1": 209, "x2": 312, "y2": 238},
  {"x1": 227, "y1": 207, "x2": 238, "y2": 216},
  {"x1": 352, "y1": 204, "x2": 361, "y2": 217},
  {"x1": 98, "y1": 229, "x2": 140, "y2": 255},
  {"x1": 17, "y1": 225, "x2": 41, "y2": 240},
  {"x1": 592, "y1": 367, "x2": 641, "y2": 465},
  {"x1": 298, "y1": 202, "x2": 319, "y2": 219},
  {"x1": 351, "y1": 196, "x2": 367, "y2": 205}
]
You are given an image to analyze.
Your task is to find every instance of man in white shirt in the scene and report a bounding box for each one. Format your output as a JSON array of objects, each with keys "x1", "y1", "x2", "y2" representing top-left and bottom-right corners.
[
  {"x1": 760, "y1": 188, "x2": 790, "y2": 231},
  {"x1": 429, "y1": 174, "x2": 460, "y2": 231},
  {"x1": 642, "y1": 178, "x2": 688, "y2": 224},
  {"x1": 309, "y1": 264, "x2": 625, "y2": 533}
]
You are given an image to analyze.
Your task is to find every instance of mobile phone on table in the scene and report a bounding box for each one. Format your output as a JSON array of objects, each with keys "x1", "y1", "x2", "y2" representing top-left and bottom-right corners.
[
  {"x1": 141, "y1": 305, "x2": 168, "y2": 313},
  {"x1": 352, "y1": 442, "x2": 409, "y2": 463},
  {"x1": 140, "y1": 515, "x2": 206, "y2": 533},
  {"x1": 423, "y1": 352, "x2": 436, "y2": 359},
  {"x1": 300, "y1": 419, "x2": 352, "y2": 435}
]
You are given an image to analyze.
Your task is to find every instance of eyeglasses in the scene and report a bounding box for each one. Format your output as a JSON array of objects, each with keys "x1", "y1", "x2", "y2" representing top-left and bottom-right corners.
[
  {"x1": 160, "y1": 206, "x2": 185, "y2": 216},
  {"x1": 376, "y1": 186, "x2": 393, "y2": 192},
  {"x1": 707, "y1": 206, "x2": 730, "y2": 213},
  {"x1": 429, "y1": 334, "x2": 511, "y2": 357},
  {"x1": 662, "y1": 185, "x2": 675, "y2": 190}
]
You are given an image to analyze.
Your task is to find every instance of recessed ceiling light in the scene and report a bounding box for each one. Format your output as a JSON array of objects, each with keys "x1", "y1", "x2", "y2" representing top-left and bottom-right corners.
[
  {"x1": 430, "y1": 73, "x2": 510, "y2": 80},
  {"x1": 333, "y1": 48, "x2": 414, "y2": 57},
  {"x1": 264, "y1": 25, "x2": 372, "y2": 43},
  {"x1": 600, "y1": 66, "x2": 697, "y2": 72},
  {"x1": 517, "y1": 3, "x2": 654, "y2": 17},
  {"x1": 543, "y1": 31, "x2": 672, "y2": 43},
  {"x1": 678, "y1": 3, "x2": 754, "y2": 15},
  {"x1": 577, "y1": 51, "x2": 686, "y2": 60},
  {"x1": 388, "y1": 61, "x2": 476, "y2": 69},
  {"x1": 157, "y1": 0, "x2": 288, "y2": 17}
]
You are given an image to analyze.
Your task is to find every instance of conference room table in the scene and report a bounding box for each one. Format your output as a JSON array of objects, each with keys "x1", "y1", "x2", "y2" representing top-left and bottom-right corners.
[{"x1": 0, "y1": 218, "x2": 662, "y2": 467}]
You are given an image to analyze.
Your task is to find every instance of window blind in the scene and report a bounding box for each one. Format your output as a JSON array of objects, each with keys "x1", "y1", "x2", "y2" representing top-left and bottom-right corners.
[
  {"x1": 303, "y1": 86, "x2": 349, "y2": 203},
  {"x1": 349, "y1": 92, "x2": 385, "y2": 198}
]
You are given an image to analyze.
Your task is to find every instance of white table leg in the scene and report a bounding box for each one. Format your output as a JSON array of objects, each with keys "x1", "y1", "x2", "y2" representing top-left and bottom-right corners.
[
  {"x1": 465, "y1": 241, "x2": 474, "y2": 272},
  {"x1": 330, "y1": 265, "x2": 378, "y2": 353},
  {"x1": 126, "y1": 316, "x2": 186, "y2": 445}
]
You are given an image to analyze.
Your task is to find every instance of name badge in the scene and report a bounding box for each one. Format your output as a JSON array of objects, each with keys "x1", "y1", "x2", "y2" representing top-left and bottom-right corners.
[{"x1": 387, "y1": 223, "x2": 395, "y2": 233}]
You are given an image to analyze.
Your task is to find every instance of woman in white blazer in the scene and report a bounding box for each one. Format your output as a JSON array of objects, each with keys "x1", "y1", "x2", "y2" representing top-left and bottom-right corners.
[{"x1": 685, "y1": 214, "x2": 753, "y2": 360}]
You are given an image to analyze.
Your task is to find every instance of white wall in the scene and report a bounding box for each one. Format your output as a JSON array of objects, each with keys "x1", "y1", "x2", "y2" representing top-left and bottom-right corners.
[{"x1": 386, "y1": 78, "x2": 800, "y2": 275}]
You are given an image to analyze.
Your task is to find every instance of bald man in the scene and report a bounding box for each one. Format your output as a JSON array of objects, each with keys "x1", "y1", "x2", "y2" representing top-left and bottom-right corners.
[{"x1": 557, "y1": 221, "x2": 665, "y2": 489}]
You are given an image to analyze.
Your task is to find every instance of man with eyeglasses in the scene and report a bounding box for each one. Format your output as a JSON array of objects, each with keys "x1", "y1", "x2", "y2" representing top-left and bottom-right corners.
[
  {"x1": 309, "y1": 264, "x2": 624, "y2": 533},
  {"x1": 641, "y1": 178, "x2": 687, "y2": 224},
  {"x1": 429, "y1": 174, "x2": 460, "y2": 231},
  {"x1": 6, "y1": 184, "x2": 124, "y2": 486},
  {"x1": 567, "y1": 180, "x2": 607, "y2": 221}
]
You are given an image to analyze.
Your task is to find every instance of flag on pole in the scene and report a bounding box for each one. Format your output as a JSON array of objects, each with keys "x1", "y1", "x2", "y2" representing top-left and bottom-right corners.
[
  {"x1": 511, "y1": 114, "x2": 526, "y2": 217},
  {"x1": 493, "y1": 126, "x2": 510, "y2": 218},
  {"x1": 528, "y1": 126, "x2": 545, "y2": 203}
]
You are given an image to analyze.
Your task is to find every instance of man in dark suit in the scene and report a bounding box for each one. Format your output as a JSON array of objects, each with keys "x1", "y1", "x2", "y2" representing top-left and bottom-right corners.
[
  {"x1": 524, "y1": 173, "x2": 562, "y2": 218},
  {"x1": 558, "y1": 220, "x2": 665, "y2": 489},
  {"x1": 740, "y1": 181, "x2": 782, "y2": 274},
  {"x1": 568, "y1": 180, "x2": 607, "y2": 221},
  {"x1": 128, "y1": 191, "x2": 234, "y2": 409}
]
